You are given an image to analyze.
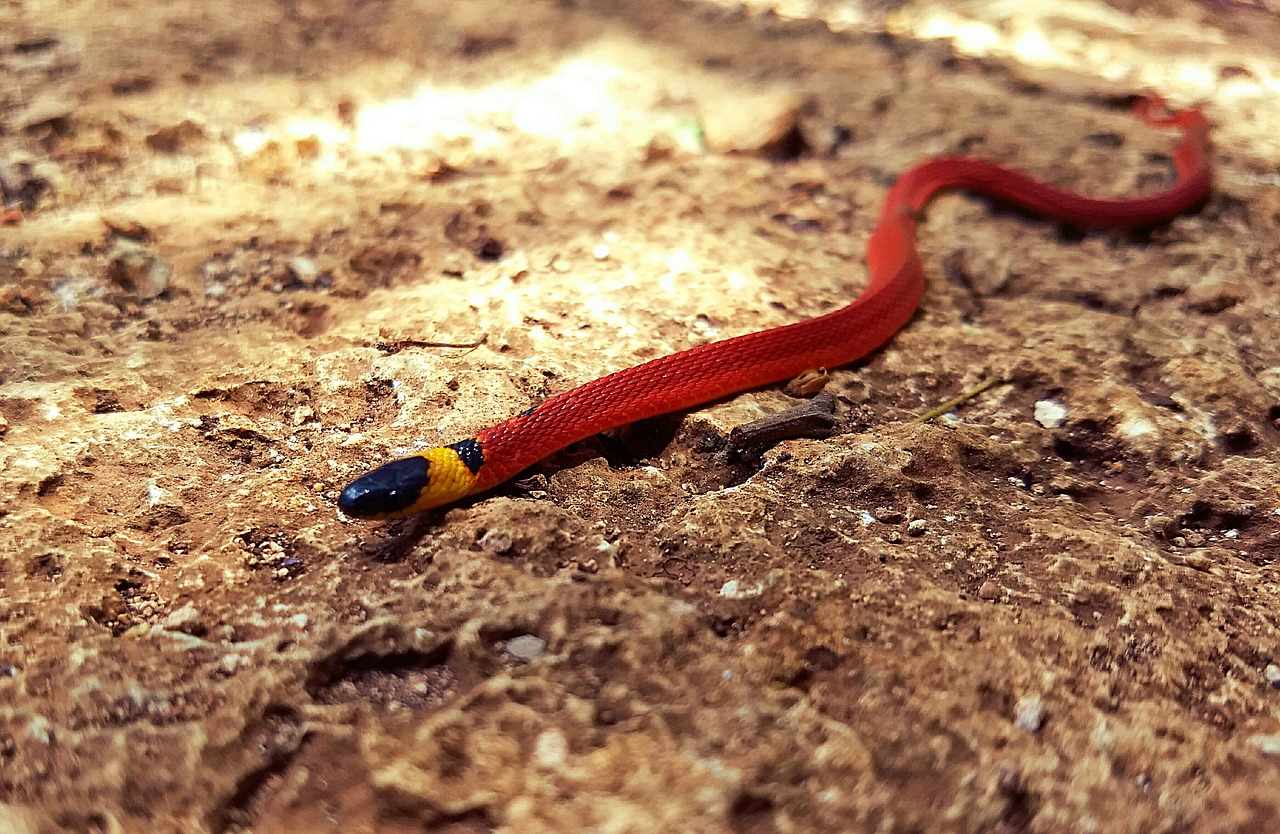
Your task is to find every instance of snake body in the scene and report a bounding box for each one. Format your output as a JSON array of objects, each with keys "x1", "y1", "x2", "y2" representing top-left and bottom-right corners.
[{"x1": 339, "y1": 95, "x2": 1211, "y2": 519}]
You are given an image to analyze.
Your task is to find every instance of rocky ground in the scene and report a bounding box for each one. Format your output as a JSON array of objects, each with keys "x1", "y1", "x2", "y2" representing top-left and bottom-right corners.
[{"x1": 2, "y1": 0, "x2": 1280, "y2": 832}]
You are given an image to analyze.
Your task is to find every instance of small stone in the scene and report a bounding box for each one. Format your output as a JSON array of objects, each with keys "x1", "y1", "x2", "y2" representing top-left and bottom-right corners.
[
  {"x1": 505, "y1": 635, "x2": 547, "y2": 663},
  {"x1": 107, "y1": 238, "x2": 171, "y2": 300},
  {"x1": 1014, "y1": 694, "x2": 1045, "y2": 732},
  {"x1": 1143, "y1": 515, "x2": 1178, "y2": 538},
  {"x1": 101, "y1": 214, "x2": 150, "y2": 241},
  {"x1": 1249, "y1": 733, "x2": 1280, "y2": 757},
  {"x1": 533, "y1": 729, "x2": 568, "y2": 768},
  {"x1": 1034, "y1": 399, "x2": 1068, "y2": 429},
  {"x1": 1185, "y1": 274, "x2": 1245, "y2": 314},
  {"x1": 479, "y1": 529, "x2": 512, "y2": 554},
  {"x1": 1174, "y1": 552, "x2": 1213, "y2": 573},
  {"x1": 719, "y1": 579, "x2": 764, "y2": 599},
  {"x1": 145, "y1": 119, "x2": 206, "y2": 153},
  {"x1": 700, "y1": 89, "x2": 810, "y2": 156},
  {"x1": 154, "y1": 176, "x2": 187, "y2": 195},
  {"x1": 294, "y1": 134, "x2": 321, "y2": 159},
  {"x1": 286, "y1": 256, "x2": 320, "y2": 287},
  {"x1": 643, "y1": 133, "x2": 677, "y2": 163},
  {"x1": 162, "y1": 602, "x2": 206, "y2": 636},
  {"x1": 907, "y1": 519, "x2": 928, "y2": 537},
  {"x1": 978, "y1": 580, "x2": 1001, "y2": 601},
  {"x1": 219, "y1": 654, "x2": 248, "y2": 675},
  {"x1": 873, "y1": 507, "x2": 904, "y2": 524},
  {"x1": 236, "y1": 132, "x2": 293, "y2": 180},
  {"x1": 1264, "y1": 664, "x2": 1280, "y2": 688}
]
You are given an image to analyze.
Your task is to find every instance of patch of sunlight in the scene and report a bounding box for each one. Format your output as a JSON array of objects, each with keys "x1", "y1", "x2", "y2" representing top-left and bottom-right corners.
[
  {"x1": 232, "y1": 128, "x2": 272, "y2": 157},
  {"x1": 1173, "y1": 61, "x2": 1219, "y2": 91},
  {"x1": 658, "y1": 249, "x2": 699, "y2": 295},
  {"x1": 917, "y1": 13, "x2": 1000, "y2": 56},
  {"x1": 1010, "y1": 25, "x2": 1053, "y2": 65},
  {"x1": 354, "y1": 57, "x2": 625, "y2": 154}
]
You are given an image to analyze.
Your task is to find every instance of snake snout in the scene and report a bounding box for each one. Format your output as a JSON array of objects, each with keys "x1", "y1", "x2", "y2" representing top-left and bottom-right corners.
[{"x1": 338, "y1": 455, "x2": 431, "y2": 519}]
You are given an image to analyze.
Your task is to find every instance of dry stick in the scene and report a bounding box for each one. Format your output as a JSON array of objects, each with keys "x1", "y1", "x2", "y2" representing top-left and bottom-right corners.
[
  {"x1": 914, "y1": 376, "x2": 999, "y2": 423},
  {"x1": 374, "y1": 335, "x2": 488, "y2": 355},
  {"x1": 730, "y1": 392, "x2": 839, "y2": 452}
]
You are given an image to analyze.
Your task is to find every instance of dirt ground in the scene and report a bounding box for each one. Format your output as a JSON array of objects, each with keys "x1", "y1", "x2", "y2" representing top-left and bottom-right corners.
[{"x1": 2, "y1": 0, "x2": 1280, "y2": 831}]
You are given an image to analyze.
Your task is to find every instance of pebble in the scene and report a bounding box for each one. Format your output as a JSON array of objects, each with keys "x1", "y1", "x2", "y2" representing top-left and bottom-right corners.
[
  {"x1": 1249, "y1": 733, "x2": 1280, "y2": 757},
  {"x1": 907, "y1": 519, "x2": 928, "y2": 537},
  {"x1": 1143, "y1": 514, "x2": 1178, "y2": 538},
  {"x1": 533, "y1": 729, "x2": 568, "y2": 768},
  {"x1": 1185, "y1": 274, "x2": 1245, "y2": 314},
  {"x1": 1014, "y1": 694, "x2": 1045, "y2": 732},
  {"x1": 873, "y1": 507, "x2": 904, "y2": 524},
  {"x1": 219, "y1": 654, "x2": 249, "y2": 675},
  {"x1": 1264, "y1": 664, "x2": 1280, "y2": 688},
  {"x1": 145, "y1": 119, "x2": 206, "y2": 153},
  {"x1": 719, "y1": 579, "x2": 764, "y2": 599},
  {"x1": 286, "y1": 256, "x2": 320, "y2": 287},
  {"x1": 101, "y1": 214, "x2": 150, "y2": 241},
  {"x1": 699, "y1": 89, "x2": 809, "y2": 155},
  {"x1": 236, "y1": 133, "x2": 292, "y2": 180},
  {"x1": 978, "y1": 580, "x2": 1001, "y2": 601},
  {"x1": 1034, "y1": 399, "x2": 1069, "y2": 429},
  {"x1": 479, "y1": 529, "x2": 513, "y2": 554},
  {"x1": 162, "y1": 602, "x2": 205, "y2": 636},
  {"x1": 107, "y1": 238, "x2": 171, "y2": 300},
  {"x1": 505, "y1": 635, "x2": 547, "y2": 663}
]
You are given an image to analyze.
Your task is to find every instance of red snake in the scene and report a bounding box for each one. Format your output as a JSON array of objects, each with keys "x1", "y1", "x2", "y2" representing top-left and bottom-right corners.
[{"x1": 339, "y1": 94, "x2": 1212, "y2": 519}]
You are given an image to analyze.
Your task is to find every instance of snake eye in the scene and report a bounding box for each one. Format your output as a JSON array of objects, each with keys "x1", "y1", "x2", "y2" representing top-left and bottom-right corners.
[{"x1": 338, "y1": 455, "x2": 431, "y2": 518}]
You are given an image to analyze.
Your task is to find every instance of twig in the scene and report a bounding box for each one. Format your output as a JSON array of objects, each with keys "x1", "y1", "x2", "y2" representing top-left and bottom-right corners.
[
  {"x1": 374, "y1": 334, "x2": 488, "y2": 355},
  {"x1": 731, "y1": 392, "x2": 838, "y2": 453},
  {"x1": 915, "y1": 376, "x2": 999, "y2": 423}
]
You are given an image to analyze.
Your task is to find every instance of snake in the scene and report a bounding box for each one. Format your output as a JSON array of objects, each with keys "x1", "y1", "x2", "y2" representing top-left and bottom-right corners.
[{"x1": 338, "y1": 94, "x2": 1211, "y2": 520}]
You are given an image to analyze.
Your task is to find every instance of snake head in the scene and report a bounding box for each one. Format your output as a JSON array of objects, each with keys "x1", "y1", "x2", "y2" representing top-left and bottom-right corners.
[{"x1": 338, "y1": 440, "x2": 483, "y2": 519}]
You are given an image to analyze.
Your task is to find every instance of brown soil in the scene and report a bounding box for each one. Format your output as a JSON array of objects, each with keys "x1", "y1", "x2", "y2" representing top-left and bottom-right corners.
[{"x1": 2, "y1": 1, "x2": 1280, "y2": 832}]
